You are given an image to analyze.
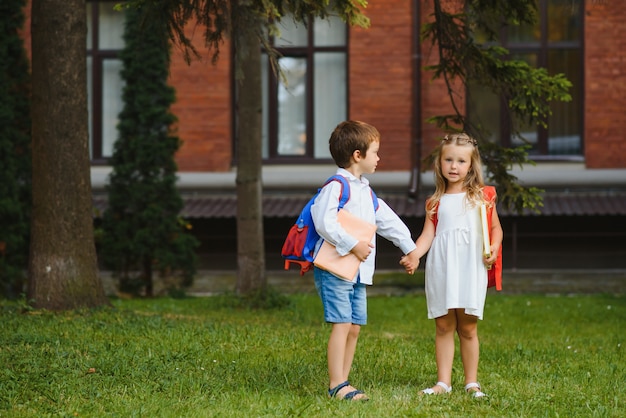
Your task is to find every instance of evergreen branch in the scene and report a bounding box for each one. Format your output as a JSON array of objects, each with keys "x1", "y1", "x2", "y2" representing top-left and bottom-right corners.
[{"x1": 423, "y1": 0, "x2": 572, "y2": 214}]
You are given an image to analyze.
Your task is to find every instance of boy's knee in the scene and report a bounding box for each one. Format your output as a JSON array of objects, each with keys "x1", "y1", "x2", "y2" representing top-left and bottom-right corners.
[{"x1": 349, "y1": 324, "x2": 361, "y2": 338}]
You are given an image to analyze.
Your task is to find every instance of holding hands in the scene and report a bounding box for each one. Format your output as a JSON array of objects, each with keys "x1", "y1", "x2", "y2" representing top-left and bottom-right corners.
[{"x1": 400, "y1": 250, "x2": 420, "y2": 275}]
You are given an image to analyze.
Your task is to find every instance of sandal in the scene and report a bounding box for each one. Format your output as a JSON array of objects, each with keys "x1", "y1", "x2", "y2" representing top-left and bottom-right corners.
[
  {"x1": 328, "y1": 380, "x2": 369, "y2": 401},
  {"x1": 421, "y1": 381, "x2": 452, "y2": 395},
  {"x1": 465, "y1": 382, "x2": 487, "y2": 398}
]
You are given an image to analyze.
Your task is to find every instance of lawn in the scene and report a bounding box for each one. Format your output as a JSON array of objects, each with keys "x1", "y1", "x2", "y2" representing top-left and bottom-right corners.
[{"x1": 0, "y1": 291, "x2": 624, "y2": 417}]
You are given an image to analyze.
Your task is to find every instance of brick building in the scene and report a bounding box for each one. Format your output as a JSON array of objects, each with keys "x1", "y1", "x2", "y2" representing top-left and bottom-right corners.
[
  {"x1": 167, "y1": 0, "x2": 625, "y2": 172},
  {"x1": 23, "y1": 1, "x2": 626, "y2": 271}
]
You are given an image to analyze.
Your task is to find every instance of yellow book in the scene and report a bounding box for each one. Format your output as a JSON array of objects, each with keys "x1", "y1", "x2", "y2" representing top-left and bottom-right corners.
[
  {"x1": 313, "y1": 209, "x2": 377, "y2": 281},
  {"x1": 480, "y1": 204, "x2": 491, "y2": 258}
]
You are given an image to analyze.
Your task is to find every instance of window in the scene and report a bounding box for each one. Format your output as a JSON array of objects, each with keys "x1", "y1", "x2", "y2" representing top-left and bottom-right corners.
[
  {"x1": 86, "y1": 1, "x2": 125, "y2": 162},
  {"x1": 468, "y1": 0, "x2": 583, "y2": 159},
  {"x1": 262, "y1": 16, "x2": 348, "y2": 162}
]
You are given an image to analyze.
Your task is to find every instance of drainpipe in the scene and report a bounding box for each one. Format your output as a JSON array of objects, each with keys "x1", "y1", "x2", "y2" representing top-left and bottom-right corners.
[{"x1": 408, "y1": 0, "x2": 422, "y2": 200}]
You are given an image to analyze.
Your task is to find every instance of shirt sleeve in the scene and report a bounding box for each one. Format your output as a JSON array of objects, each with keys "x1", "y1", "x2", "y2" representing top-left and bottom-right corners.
[
  {"x1": 374, "y1": 198, "x2": 417, "y2": 255},
  {"x1": 310, "y1": 181, "x2": 359, "y2": 257}
]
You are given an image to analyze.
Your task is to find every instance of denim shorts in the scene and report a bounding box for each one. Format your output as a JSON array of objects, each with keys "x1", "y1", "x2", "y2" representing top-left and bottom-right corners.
[{"x1": 314, "y1": 267, "x2": 367, "y2": 325}]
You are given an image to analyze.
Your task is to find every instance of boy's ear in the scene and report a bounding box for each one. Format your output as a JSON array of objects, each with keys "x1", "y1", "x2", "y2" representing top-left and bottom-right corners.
[{"x1": 352, "y1": 149, "x2": 362, "y2": 162}]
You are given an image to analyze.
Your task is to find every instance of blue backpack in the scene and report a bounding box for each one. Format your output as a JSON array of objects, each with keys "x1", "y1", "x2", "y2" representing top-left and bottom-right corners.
[{"x1": 281, "y1": 175, "x2": 379, "y2": 275}]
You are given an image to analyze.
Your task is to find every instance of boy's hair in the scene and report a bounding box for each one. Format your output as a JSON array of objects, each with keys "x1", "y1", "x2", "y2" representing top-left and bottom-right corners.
[
  {"x1": 427, "y1": 133, "x2": 486, "y2": 218},
  {"x1": 329, "y1": 120, "x2": 380, "y2": 168}
]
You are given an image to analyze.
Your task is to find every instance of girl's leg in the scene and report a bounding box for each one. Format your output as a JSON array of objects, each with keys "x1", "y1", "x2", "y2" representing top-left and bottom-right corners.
[
  {"x1": 456, "y1": 309, "x2": 480, "y2": 386},
  {"x1": 425, "y1": 310, "x2": 456, "y2": 393}
]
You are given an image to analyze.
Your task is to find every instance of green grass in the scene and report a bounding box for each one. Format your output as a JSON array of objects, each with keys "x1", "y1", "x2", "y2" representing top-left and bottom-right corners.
[{"x1": 0, "y1": 292, "x2": 624, "y2": 417}]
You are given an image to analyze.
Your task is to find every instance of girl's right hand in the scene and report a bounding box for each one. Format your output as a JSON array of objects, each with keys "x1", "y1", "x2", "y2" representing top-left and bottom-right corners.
[{"x1": 483, "y1": 245, "x2": 499, "y2": 268}]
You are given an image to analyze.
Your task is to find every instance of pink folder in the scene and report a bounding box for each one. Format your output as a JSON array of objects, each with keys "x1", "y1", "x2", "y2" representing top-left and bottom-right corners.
[{"x1": 313, "y1": 209, "x2": 377, "y2": 281}]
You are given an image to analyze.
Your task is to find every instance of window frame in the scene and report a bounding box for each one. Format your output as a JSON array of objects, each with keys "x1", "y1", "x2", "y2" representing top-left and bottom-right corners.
[
  {"x1": 261, "y1": 18, "x2": 349, "y2": 164},
  {"x1": 470, "y1": 0, "x2": 584, "y2": 161},
  {"x1": 86, "y1": 0, "x2": 124, "y2": 164}
]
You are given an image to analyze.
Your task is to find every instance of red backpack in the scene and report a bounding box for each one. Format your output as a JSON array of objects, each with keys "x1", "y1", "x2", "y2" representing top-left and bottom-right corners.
[{"x1": 430, "y1": 186, "x2": 502, "y2": 290}]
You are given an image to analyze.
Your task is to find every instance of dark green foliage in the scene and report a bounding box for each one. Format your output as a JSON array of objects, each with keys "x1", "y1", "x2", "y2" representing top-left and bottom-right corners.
[
  {"x1": 423, "y1": 0, "x2": 572, "y2": 213},
  {"x1": 116, "y1": 0, "x2": 371, "y2": 299},
  {"x1": 100, "y1": 5, "x2": 199, "y2": 296},
  {"x1": 0, "y1": 0, "x2": 31, "y2": 298},
  {"x1": 120, "y1": 0, "x2": 370, "y2": 78}
]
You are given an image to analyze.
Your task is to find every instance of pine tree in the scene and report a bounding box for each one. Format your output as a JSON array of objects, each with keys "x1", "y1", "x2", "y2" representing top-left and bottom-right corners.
[
  {"x1": 100, "y1": 5, "x2": 198, "y2": 296},
  {"x1": 128, "y1": 0, "x2": 369, "y2": 299},
  {"x1": 0, "y1": 0, "x2": 32, "y2": 298}
]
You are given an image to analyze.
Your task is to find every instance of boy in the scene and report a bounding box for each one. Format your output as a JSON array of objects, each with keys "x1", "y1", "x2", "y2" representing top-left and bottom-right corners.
[{"x1": 311, "y1": 120, "x2": 419, "y2": 401}]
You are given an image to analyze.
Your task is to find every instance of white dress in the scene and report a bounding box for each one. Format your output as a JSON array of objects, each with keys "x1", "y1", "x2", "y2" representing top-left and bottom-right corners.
[{"x1": 425, "y1": 192, "x2": 488, "y2": 319}]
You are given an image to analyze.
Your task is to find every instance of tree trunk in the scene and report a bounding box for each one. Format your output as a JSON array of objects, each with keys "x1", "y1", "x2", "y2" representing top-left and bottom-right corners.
[
  {"x1": 28, "y1": 0, "x2": 108, "y2": 310},
  {"x1": 234, "y1": 26, "x2": 267, "y2": 295}
]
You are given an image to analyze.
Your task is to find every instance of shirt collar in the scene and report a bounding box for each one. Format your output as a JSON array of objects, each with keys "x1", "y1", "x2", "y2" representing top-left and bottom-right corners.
[{"x1": 337, "y1": 168, "x2": 369, "y2": 187}]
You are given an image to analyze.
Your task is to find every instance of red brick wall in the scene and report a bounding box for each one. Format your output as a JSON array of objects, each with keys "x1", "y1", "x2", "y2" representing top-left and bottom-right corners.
[
  {"x1": 349, "y1": 0, "x2": 414, "y2": 171},
  {"x1": 349, "y1": 1, "x2": 462, "y2": 171},
  {"x1": 418, "y1": 0, "x2": 466, "y2": 157},
  {"x1": 169, "y1": 29, "x2": 232, "y2": 172},
  {"x1": 19, "y1": 1, "x2": 626, "y2": 172},
  {"x1": 584, "y1": 0, "x2": 626, "y2": 168},
  {"x1": 21, "y1": 1, "x2": 233, "y2": 173}
]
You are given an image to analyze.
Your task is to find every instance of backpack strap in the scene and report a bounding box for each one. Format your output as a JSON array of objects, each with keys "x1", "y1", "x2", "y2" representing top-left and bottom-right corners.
[
  {"x1": 324, "y1": 174, "x2": 379, "y2": 211},
  {"x1": 371, "y1": 189, "x2": 380, "y2": 211},
  {"x1": 324, "y1": 175, "x2": 351, "y2": 210},
  {"x1": 483, "y1": 185, "x2": 496, "y2": 205},
  {"x1": 429, "y1": 198, "x2": 439, "y2": 230}
]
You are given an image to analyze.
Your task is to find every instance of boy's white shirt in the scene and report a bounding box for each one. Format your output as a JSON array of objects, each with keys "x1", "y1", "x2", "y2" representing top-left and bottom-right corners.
[{"x1": 310, "y1": 168, "x2": 417, "y2": 285}]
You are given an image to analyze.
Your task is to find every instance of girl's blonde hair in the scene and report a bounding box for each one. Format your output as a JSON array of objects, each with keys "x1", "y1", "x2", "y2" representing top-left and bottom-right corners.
[{"x1": 426, "y1": 133, "x2": 489, "y2": 219}]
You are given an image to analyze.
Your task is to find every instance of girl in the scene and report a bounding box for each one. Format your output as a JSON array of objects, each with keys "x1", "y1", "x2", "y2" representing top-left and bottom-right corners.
[{"x1": 401, "y1": 133, "x2": 503, "y2": 398}]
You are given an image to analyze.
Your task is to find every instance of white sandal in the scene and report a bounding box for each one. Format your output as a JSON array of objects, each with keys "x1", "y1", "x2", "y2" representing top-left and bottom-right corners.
[
  {"x1": 421, "y1": 381, "x2": 452, "y2": 395},
  {"x1": 465, "y1": 382, "x2": 487, "y2": 398}
]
